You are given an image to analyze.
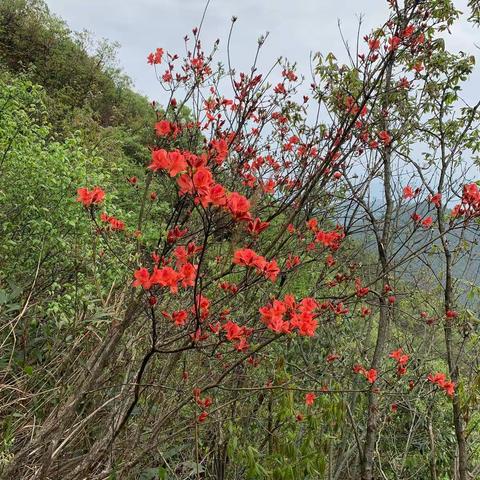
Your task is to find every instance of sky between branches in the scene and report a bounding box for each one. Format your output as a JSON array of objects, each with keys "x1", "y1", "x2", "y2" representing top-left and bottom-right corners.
[{"x1": 45, "y1": 0, "x2": 479, "y2": 105}]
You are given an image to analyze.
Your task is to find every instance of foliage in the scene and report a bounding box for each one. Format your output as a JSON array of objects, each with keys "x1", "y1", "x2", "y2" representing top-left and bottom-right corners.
[{"x1": 1, "y1": 1, "x2": 480, "y2": 480}]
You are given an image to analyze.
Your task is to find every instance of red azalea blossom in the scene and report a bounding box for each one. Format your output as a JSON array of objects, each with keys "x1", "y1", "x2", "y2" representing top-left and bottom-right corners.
[
  {"x1": 247, "y1": 218, "x2": 269, "y2": 236},
  {"x1": 353, "y1": 364, "x2": 365, "y2": 374},
  {"x1": 378, "y1": 130, "x2": 392, "y2": 146},
  {"x1": 133, "y1": 267, "x2": 152, "y2": 289},
  {"x1": 421, "y1": 216, "x2": 433, "y2": 229},
  {"x1": 388, "y1": 36, "x2": 401, "y2": 51},
  {"x1": 147, "y1": 47, "x2": 164, "y2": 65},
  {"x1": 233, "y1": 248, "x2": 279, "y2": 282},
  {"x1": 77, "y1": 186, "x2": 105, "y2": 207},
  {"x1": 412, "y1": 62, "x2": 424, "y2": 73},
  {"x1": 100, "y1": 212, "x2": 125, "y2": 231},
  {"x1": 326, "y1": 353, "x2": 340, "y2": 363},
  {"x1": 428, "y1": 372, "x2": 455, "y2": 397},
  {"x1": 389, "y1": 348, "x2": 409, "y2": 366},
  {"x1": 354, "y1": 364, "x2": 377, "y2": 384},
  {"x1": 365, "y1": 369, "x2": 378, "y2": 384},
  {"x1": 155, "y1": 120, "x2": 171, "y2": 136},
  {"x1": 368, "y1": 37, "x2": 380, "y2": 51},
  {"x1": 197, "y1": 411, "x2": 208, "y2": 423},
  {"x1": 428, "y1": 193, "x2": 442, "y2": 208},
  {"x1": 361, "y1": 306, "x2": 372, "y2": 317},
  {"x1": 227, "y1": 192, "x2": 251, "y2": 220},
  {"x1": 403, "y1": 185, "x2": 414, "y2": 199},
  {"x1": 149, "y1": 149, "x2": 187, "y2": 177},
  {"x1": 150, "y1": 266, "x2": 181, "y2": 293}
]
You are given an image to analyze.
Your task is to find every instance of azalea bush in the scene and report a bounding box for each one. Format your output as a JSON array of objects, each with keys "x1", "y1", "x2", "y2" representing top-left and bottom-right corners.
[{"x1": 2, "y1": 1, "x2": 480, "y2": 479}]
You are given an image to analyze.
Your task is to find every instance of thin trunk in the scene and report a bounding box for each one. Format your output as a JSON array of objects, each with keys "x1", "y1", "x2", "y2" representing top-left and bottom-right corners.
[
  {"x1": 360, "y1": 59, "x2": 394, "y2": 480},
  {"x1": 441, "y1": 237, "x2": 468, "y2": 480},
  {"x1": 428, "y1": 411, "x2": 438, "y2": 480},
  {"x1": 437, "y1": 98, "x2": 469, "y2": 478}
]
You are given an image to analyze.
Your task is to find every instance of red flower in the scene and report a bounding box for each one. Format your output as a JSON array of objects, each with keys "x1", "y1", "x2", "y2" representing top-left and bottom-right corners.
[
  {"x1": 167, "y1": 151, "x2": 187, "y2": 177},
  {"x1": 148, "y1": 296, "x2": 157, "y2": 306},
  {"x1": 233, "y1": 248, "x2": 259, "y2": 267},
  {"x1": 147, "y1": 47, "x2": 164, "y2": 65},
  {"x1": 274, "y1": 83, "x2": 286, "y2": 94},
  {"x1": 368, "y1": 38, "x2": 380, "y2": 51},
  {"x1": 210, "y1": 183, "x2": 227, "y2": 206},
  {"x1": 133, "y1": 267, "x2": 152, "y2": 290},
  {"x1": 291, "y1": 311, "x2": 318, "y2": 336},
  {"x1": 197, "y1": 411, "x2": 208, "y2": 423},
  {"x1": 315, "y1": 229, "x2": 344, "y2": 250},
  {"x1": 353, "y1": 364, "x2": 365, "y2": 374},
  {"x1": 155, "y1": 120, "x2": 171, "y2": 136},
  {"x1": 227, "y1": 192, "x2": 251, "y2": 220},
  {"x1": 172, "y1": 310, "x2": 188, "y2": 326},
  {"x1": 326, "y1": 353, "x2": 340, "y2": 363},
  {"x1": 263, "y1": 260, "x2": 280, "y2": 282},
  {"x1": 361, "y1": 306, "x2": 371, "y2": 317},
  {"x1": 177, "y1": 174, "x2": 194, "y2": 195},
  {"x1": 378, "y1": 130, "x2": 392, "y2": 146},
  {"x1": 403, "y1": 185, "x2": 414, "y2": 199},
  {"x1": 179, "y1": 263, "x2": 197, "y2": 288},
  {"x1": 149, "y1": 149, "x2": 187, "y2": 177},
  {"x1": 247, "y1": 218, "x2": 270, "y2": 236},
  {"x1": 100, "y1": 213, "x2": 125, "y2": 231},
  {"x1": 365, "y1": 368, "x2": 377, "y2": 384},
  {"x1": 355, "y1": 278, "x2": 369, "y2": 297},
  {"x1": 76, "y1": 186, "x2": 105, "y2": 207},
  {"x1": 286, "y1": 254, "x2": 301, "y2": 269},
  {"x1": 326, "y1": 254, "x2": 336, "y2": 267},
  {"x1": 412, "y1": 62, "x2": 424, "y2": 73},
  {"x1": 149, "y1": 149, "x2": 170, "y2": 171},
  {"x1": 167, "y1": 226, "x2": 188, "y2": 243},
  {"x1": 421, "y1": 216, "x2": 433, "y2": 229},
  {"x1": 282, "y1": 69, "x2": 298, "y2": 81},
  {"x1": 443, "y1": 381, "x2": 455, "y2": 397},
  {"x1": 150, "y1": 266, "x2": 180, "y2": 293},
  {"x1": 388, "y1": 36, "x2": 401, "y2": 51},
  {"x1": 428, "y1": 193, "x2": 442, "y2": 208},
  {"x1": 389, "y1": 348, "x2": 409, "y2": 366},
  {"x1": 223, "y1": 321, "x2": 244, "y2": 341},
  {"x1": 428, "y1": 372, "x2": 455, "y2": 397},
  {"x1": 428, "y1": 372, "x2": 446, "y2": 387},
  {"x1": 402, "y1": 24, "x2": 415, "y2": 38},
  {"x1": 398, "y1": 77, "x2": 410, "y2": 89},
  {"x1": 305, "y1": 392, "x2": 316, "y2": 406},
  {"x1": 192, "y1": 166, "x2": 213, "y2": 190},
  {"x1": 211, "y1": 139, "x2": 229, "y2": 165},
  {"x1": 307, "y1": 218, "x2": 318, "y2": 232}
]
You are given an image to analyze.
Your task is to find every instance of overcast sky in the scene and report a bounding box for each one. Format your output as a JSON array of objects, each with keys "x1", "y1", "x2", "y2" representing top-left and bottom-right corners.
[{"x1": 45, "y1": 0, "x2": 479, "y2": 103}]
